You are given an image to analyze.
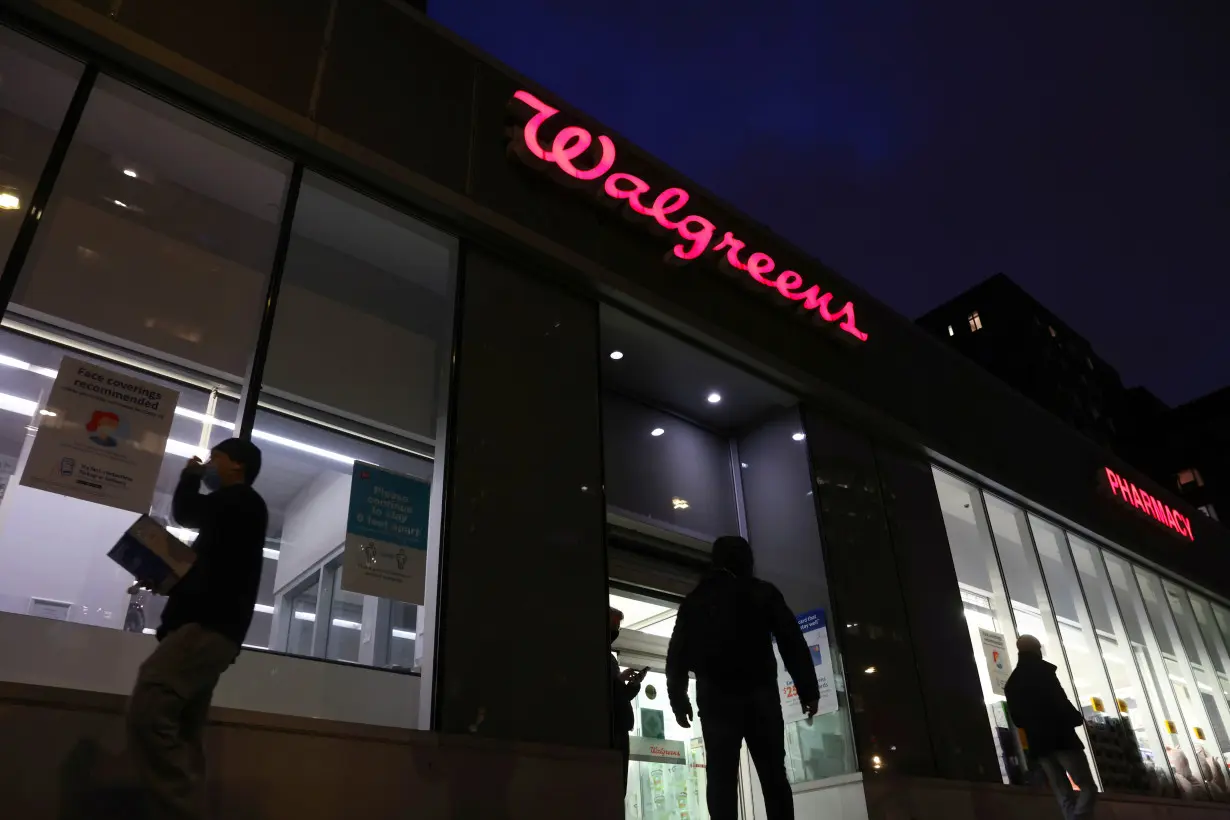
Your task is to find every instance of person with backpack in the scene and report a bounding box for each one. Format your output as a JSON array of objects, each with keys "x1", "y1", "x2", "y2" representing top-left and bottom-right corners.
[{"x1": 666, "y1": 536, "x2": 818, "y2": 820}]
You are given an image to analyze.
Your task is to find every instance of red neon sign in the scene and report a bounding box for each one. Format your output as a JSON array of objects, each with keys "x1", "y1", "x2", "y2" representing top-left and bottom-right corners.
[
  {"x1": 1104, "y1": 467, "x2": 1193, "y2": 541},
  {"x1": 508, "y1": 90, "x2": 868, "y2": 343}
]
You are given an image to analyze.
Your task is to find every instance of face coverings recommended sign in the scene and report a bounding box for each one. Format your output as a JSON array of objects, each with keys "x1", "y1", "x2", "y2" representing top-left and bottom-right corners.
[
  {"x1": 775, "y1": 608, "x2": 840, "y2": 723},
  {"x1": 21, "y1": 357, "x2": 178, "y2": 514},
  {"x1": 979, "y1": 628, "x2": 1014, "y2": 696},
  {"x1": 342, "y1": 461, "x2": 430, "y2": 605}
]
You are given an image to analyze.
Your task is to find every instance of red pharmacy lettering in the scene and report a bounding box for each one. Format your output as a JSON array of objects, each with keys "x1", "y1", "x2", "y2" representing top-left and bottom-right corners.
[
  {"x1": 1104, "y1": 467, "x2": 1193, "y2": 541},
  {"x1": 509, "y1": 89, "x2": 868, "y2": 342}
]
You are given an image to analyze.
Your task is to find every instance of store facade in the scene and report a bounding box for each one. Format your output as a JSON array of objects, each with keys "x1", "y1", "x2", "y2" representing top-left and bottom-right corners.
[{"x1": 1, "y1": 2, "x2": 1229, "y2": 818}]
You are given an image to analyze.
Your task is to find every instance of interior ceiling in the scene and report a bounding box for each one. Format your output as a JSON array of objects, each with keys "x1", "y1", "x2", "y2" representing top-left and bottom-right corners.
[{"x1": 600, "y1": 305, "x2": 795, "y2": 435}]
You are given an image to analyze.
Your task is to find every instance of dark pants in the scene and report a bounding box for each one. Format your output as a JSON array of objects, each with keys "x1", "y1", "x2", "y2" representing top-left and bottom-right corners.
[
  {"x1": 616, "y1": 731, "x2": 630, "y2": 794},
  {"x1": 127, "y1": 624, "x2": 238, "y2": 820},
  {"x1": 698, "y1": 681, "x2": 793, "y2": 820}
]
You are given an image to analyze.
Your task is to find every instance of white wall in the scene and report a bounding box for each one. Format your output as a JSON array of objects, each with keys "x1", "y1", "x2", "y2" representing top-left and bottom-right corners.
[
  {"x1": 0, "y1": 611, "x2": 420, "y2": 727},
  {"x1": 274, "y1": 469, "x2": 350, "y2": 592}
]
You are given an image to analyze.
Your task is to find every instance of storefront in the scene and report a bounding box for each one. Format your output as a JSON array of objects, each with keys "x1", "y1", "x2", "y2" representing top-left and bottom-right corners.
[{"x1": 0, "y1": 3, "x2": 1228, "y2": 818}]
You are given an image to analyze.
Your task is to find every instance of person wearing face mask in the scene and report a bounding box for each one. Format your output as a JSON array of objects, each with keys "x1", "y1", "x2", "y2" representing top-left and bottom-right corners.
[
  {"x1": 126, "y1": 438, "x2": 267, "y2": 820},
  {"x1": 610, "y1": 607, "x2": 648, "y2": 794}
]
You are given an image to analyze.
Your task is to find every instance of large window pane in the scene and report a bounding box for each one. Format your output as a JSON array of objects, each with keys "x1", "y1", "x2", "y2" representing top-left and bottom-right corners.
[
  {"x1": 14, "y1": 74, "x2": 288, "y2": 378},
  {"x1": 0, "y1": 28, "x2": 83, "y2": 261},
  {"x1": 1103, "y1": 553, "x2": 1210, "y2": 799},
  {"x1": 932, "y1": 469, "x2": 1025, "y2": 783},
  {"x1": 251, "y1": 173, "x2": 455, "y2": 676},
  {"x1": 982, "y1": 495, "x2": 1101, "y2": 785},
  {"x1": 1158, "y1": 579, "x2": 1230, "y2": 798},
  {"x1": 1066, "y1": 535, "x2": 1178, "y2": 796}
]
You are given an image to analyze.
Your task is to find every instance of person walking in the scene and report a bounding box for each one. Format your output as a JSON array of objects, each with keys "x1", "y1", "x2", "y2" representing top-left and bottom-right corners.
[
  {"x1": 127, "y1": 439, "x2": 268, "y2": 819},
  {"x1": 610, "y1": 606, "x2": 647, "y2": 793},
  {"x1": 665, "y1": 536, "x2": 818, "y2": 820},
  {"x1": 1004, "y1": 634, "x2": 1097, "y2": 820}
]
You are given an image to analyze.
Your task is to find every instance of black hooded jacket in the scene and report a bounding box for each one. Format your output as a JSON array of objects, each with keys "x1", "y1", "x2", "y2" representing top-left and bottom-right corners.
[
  {"x1": 665, "y1": 537, "x2": 819, "y2": 717},
  {"x1": 1003, "y1": 653, "x2": 1085, "y2": 756}
]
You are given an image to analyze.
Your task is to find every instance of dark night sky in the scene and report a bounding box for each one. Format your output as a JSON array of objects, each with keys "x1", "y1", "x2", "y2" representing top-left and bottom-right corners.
[{"x1": 432, "y1": 1, "x2": 1229, "y2": 406}]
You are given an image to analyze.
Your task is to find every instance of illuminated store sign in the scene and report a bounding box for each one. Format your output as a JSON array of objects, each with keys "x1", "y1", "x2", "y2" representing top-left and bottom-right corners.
[
  {"x1": 1103, "y1": 467, "x2": 1193, "y2": 541},
  {"x1": 508, "y1": 90, "x2": 868, "y2": 343}
]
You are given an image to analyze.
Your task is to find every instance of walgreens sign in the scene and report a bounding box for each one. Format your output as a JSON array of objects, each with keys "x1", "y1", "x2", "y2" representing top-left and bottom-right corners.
[
  {"x1": 508, "y1": 90, "x2": 868, "y2": 343},
  {"x1": 1104, "y1": 467, "x2": 1194, "y2": 541}
]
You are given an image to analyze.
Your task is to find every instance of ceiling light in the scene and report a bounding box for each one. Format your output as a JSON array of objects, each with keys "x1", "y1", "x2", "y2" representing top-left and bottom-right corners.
[
  {"x1": 254, "y1": 604, "x2": 275, "y2": 614},
  {"x1": 392, "y1": 629, "x2": 417, "y2": 640},
  {"x1": 707, "y1": 392, "x2": 721, "y2": 404},
  {"x1": 0, "y1": 192, "x2": 20, "y2": 210},
  {"x1": 38, "y1": 409, "x2": 56, "y2": 417},
  {"x1": 609, "y1": 350, "x2": 624, "y2": 360},
  {"x1": 332, "y1": 618, "x2": 362, "y2": 630},
  {"x1": 740, "y1": 462, "x2": 748, "y2": 468},
  {"x1": 672, "y1": 497, "x2": 690, "y2": 510},
  {"x1": 123, "y1": 169, "x2": 138, "y2": 178},
  {"x1": 864, "y1": 666, "x2": 877, "y2": 674},
  {"x1": 792, "y1": 432, "x2": 806, "y2": 441},
  {"x1": 113, "y1": 200, "x2": 128, "y2": 208},
  {"x1": 262, "y1": 547, "x2": 280, "y2": 560},
  {"x1": 651, "y1": 428, "x2": 664, "y2": 437}
]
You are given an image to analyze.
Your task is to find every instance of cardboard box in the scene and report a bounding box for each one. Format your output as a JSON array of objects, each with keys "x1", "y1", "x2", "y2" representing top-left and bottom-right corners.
[{"x1": 108, "y1": 516, "x2": 196, "y2": 595}]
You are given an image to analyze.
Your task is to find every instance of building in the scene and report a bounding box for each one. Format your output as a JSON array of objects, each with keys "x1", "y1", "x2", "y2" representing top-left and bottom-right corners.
[
  {"x1": 1120, "y1": 387, "x2": 1229, "y2": 525},
  {"x1": 917, "y1": 272, "x2": 1126, "y2": 444},
  {"x1": 918, "y1": 276, "x2": 1227, "y2": 531},
  {"x1": 2, "y1": 3, "x2": 1230, "y2": 819}
]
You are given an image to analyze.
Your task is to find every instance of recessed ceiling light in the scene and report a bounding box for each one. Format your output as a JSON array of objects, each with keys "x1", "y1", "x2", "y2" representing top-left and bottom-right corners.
[
  {"x1": 38, "y1": 409, "x2": 56, "y2": 417},
  {"x1": 113, "y1": 200, "x2": 128, "y2": 208},
  {"x1": 792, "y1": 432, "x2": 806, "y2": 441},
  {"x1": 740, "y1": 462, "x2": 748, "y2": 468},
  {"x1": 651, "y1": 428, "x2": 665, "y2": 437},
  {"x1": 864, "y1": 666, "x2": 877, "y2": 674},
  {"x1": 609, "y1": 350, "x2": 624, "y2": 360},
  {"x1": 123, "y1": 168, "x2": 138, "y2": 178},
  {"x1": 0, "y1": 192, "x2": 20, "y2": 210},
  {"x1": 707, "y1": 392, "x2": 721, "y2": 404},
  {"x1": 672, "y1": 497, "x2": 690, "y2": 510}
]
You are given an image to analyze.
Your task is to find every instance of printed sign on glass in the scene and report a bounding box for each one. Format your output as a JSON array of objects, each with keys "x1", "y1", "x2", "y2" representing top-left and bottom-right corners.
[
  {"x1": 342, "y1": 461, "x2": 430, "y2": 605},
  {"x1": 979, "y1": 628, "x2": 1013, "y2": 696},
  {"x1": 21, "y1": 357, "x2": 178, "y2": 514},
  {"x1": 774, "y1": 607, "x2": 840, "y2": 723}
]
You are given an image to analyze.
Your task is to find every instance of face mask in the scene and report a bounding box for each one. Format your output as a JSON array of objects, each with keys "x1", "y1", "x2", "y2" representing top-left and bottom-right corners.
[{"x1": 202, "y1": 464, "x2": 223, "y2": 492}]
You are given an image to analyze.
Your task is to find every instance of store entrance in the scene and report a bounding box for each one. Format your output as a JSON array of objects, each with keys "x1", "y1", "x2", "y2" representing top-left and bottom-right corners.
[{"x1": 611, "y1": 587, "x2": 762, "y2": 820}]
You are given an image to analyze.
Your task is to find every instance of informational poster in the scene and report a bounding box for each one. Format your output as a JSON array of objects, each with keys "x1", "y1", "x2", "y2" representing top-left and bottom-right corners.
[
  {"x1": 21, "y1": 357, "x2": 178, "y2": 514},
  {"x1": 628, "y1": 735, "x2": 687, "y2": 765},
  {"x1": 342, "y1": 461, "x2": 430, "y2": 605},
  {"x1": 774, "y1": 607, "x2": 840, "y2": 723},
  {"x1": 980, "y1": 628, "x2": 1014, "y2": 696}
]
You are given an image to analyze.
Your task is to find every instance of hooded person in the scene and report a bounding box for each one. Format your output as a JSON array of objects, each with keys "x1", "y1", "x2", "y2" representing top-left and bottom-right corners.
[
  {"x1": 665, "y1": 536, "x2": 818, "y2": 820},
  {"x1": 1003, "y1": 634, "x2": 1098, "y2": 820}
]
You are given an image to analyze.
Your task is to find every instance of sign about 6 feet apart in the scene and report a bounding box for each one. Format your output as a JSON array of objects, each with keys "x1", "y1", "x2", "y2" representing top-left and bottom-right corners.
[{"x1": 343, "y1": 461, "x2": 430, "y2": 606}]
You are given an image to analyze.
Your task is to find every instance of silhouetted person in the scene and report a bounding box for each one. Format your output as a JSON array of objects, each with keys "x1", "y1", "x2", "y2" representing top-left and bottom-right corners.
[
  {"x1": 127, "y1": 439, "x2": 268, "y2": 820},
  {"x1": 666, "y1": 536, "x2": 818, "y2": 820},
  {"x1": 1004, "y1": 634, "x2": 1097, "y2": 820},
  {"x1": 610, "y1": 606, "x2": 647, "y2": 793}
]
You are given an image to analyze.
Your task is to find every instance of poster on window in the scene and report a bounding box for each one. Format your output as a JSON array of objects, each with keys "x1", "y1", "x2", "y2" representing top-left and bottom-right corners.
[
  {"x1": 774, "y1": 607, "x2": 839, "y2": 723},
  {"x1": 341, "y1": 461, "x2": 430, "y2": 605},
  {"x1": 20, "y1": 357, "x2": 178, "y2": 514},
  {"x1": 979, "y1": 628, "x2": 1014, "y2": 696}
]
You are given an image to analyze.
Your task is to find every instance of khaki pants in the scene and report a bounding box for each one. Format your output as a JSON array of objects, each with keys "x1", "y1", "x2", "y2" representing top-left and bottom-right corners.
[{"x1": 127, "y1": 624, "x2": 238, "y2": 819}]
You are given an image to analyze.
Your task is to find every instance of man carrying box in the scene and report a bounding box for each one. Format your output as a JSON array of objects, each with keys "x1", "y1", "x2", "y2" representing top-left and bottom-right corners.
[{"x1": 126, "y1": 438, "x2": 268, "y2": 820}]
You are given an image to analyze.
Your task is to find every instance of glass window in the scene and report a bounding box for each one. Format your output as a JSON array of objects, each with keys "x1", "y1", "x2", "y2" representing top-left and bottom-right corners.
[
  {"x1": 13, "y1": 74, "x2": 289, "y2": 378},
  {"x1": 0, "y1": 327, "x2": 237, "y2": 627},
  {"x1": 982, "y1": 495, "x2": 1100, "y2": 784},
  {"x1": 1067, "y1": 535, "x2": 1178, "y2": 796},
  {"x1": 1159, "y1": 580, "x2": 1230, "y2": 798},
  {"x1": 1103, "y1": 554, "x2": 1210, "y2": 800},
  {"x1": 249, "y1": 173, "x2": 456, "y2": 673},
  {"x1": 968, "y1": 311, "x2": 983, "y2": 331},
  {"x1": 0, "y1": 28, "x2": 84, "y2": 260},
  {"x1": 932, "y1": 469, "x2": 1025, "y2": 784}
]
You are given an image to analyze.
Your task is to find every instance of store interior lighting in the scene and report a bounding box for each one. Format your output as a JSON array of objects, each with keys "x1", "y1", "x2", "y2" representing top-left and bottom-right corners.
[
  {"x1": 123, "y1": 168, "x2": 138, "y2": 178},
  {"x1": 0, "y1": 192, "x2": 20, "y2": 210},
  {"x1": 609, "y1": 350, "x2": 624, "y2": 360},
  {"x1": 651, "y1": 427, "x2": 664, "y2": 437},
  {"x1": 707, "y1": 392, "x2": 721, "y2": 403},
  {"x1": 0, "y1": 352, "x2": 366, "y2": 465},
  {"x1": 792, "y1": 432, "x2": 806, "y2": 441}
]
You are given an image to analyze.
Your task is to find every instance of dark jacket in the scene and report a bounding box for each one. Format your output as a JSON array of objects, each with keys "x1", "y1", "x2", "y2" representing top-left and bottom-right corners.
[
  {"x1": 611, "y1": 654, "x2": 640, "y2": 736},
  {"x1": 1003, "y1": 653, "x2": 1084, "y2": 756},
  {"x1": 158, "y1": 474, "x2": 268, "y2": 645},
  {"x1": 665, "y1": 570, "x2": 819, "y2": 718}
]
